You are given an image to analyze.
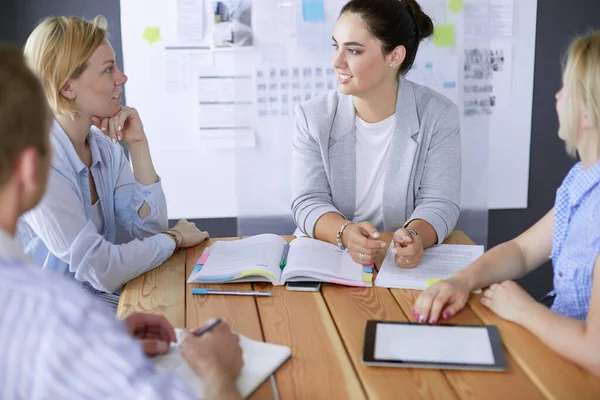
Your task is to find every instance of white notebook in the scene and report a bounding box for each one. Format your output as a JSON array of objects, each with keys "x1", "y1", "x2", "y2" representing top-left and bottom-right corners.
[
  {"x1": 152, "y1": 329, "x2": 291, "y2": 399},
  {"x1": 375, "y1": 244, "x2": 484, "y2": 290},
  {"x1": 186, "y1": 234, "x2": 373, "y2": 287}
]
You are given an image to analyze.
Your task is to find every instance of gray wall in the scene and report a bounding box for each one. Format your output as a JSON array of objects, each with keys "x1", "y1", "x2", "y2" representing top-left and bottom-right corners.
[{"x1": 2, "y1": 0, "x2": 600, "y2": 294}]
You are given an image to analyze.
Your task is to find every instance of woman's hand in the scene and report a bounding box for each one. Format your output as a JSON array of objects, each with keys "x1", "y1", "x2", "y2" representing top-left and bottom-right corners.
[
  {"x1": 91, "y1": 106, "x2": 147, "y2": 145},
  {"x1": 342, "y1": 221, "x2": 386, "y2": 265},
  {"x1": 392, "y1": 228, "x2": 424, "y2": 269}
]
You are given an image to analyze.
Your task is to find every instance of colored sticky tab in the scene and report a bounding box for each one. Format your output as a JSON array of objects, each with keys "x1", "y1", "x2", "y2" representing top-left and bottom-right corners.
[
  {"x1": 427, "y1": 278, "x2": 441, "y2": 287},
  {"x1": 302, "y1": 0, "x2": 325, "y2": 22},
  {"x1": 448, "y1": 0, "x2": 464, "y2": 13},
  {"x1": 363, "y1": 267, "x2": 373, "y2": 273},
  {"x1": 193, "y1": 264, "x2": 203, "y2": 272},
  {"x1": 142, "y1": 26, "x2": 162, "y2": 44},
  {"x1": 197, "y1": 253, "x2": 210, "y2": 265},
  {"x1": 240, "y1": 270, "x2": 277, "y2": 281},
  {"x1": 362, "y1": 272, "x2": 373, "y2": 284},
  {"x1": 434, "y1": 24, "x2": 456, "y2": 47}
]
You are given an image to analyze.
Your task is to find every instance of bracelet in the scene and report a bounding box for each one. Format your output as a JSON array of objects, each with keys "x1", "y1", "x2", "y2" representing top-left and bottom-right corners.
[
  {"x1": 336, "y1": 220, "x2": 352, "y2": 250},
  {"x1": 163, "y1": 230, "x2": 182, "y2": 249},
  {"x1": 407, "y1": 228, "x2": 419, "y2": 238}
]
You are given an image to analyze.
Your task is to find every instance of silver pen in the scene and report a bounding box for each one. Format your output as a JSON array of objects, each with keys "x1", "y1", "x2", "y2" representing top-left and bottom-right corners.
[{"x1": 191, "y1": 288, "x2": 272, "y2": 297}]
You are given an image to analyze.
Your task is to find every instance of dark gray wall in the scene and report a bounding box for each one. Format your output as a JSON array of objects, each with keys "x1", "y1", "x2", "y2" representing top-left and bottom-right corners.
[
  {"x1": 2, "y1": 0, "x2": 600, "y2": 294},
  {"x1": 488, "y1": 0, "x2": 600, "y2": 300}
]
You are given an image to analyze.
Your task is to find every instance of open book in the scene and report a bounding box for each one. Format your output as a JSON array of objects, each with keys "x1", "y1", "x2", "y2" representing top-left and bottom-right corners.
[
  {"x1": 186, "y1": 234, "x2": 373, "y2": 287},
  {"x1": 153, "y1": 329, "x2": 291, "y2": 399},
  {"x1": 375, "y1": 243, "x2": 484, "y2": 290}
]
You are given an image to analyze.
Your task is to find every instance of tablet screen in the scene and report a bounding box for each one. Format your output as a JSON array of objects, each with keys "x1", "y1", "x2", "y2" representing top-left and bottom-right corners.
[{"x1": 375, "y1": 323, "x2": 495, "y2": 365}]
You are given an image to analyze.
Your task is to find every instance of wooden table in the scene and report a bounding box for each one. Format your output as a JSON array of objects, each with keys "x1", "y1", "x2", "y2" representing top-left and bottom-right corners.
[{"x1": 118, "y1": 231, "x2": 600, "y2": 399}]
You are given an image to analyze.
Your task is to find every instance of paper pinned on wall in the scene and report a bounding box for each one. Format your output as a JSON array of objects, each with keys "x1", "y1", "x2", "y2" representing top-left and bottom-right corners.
[
  {"x1": 490, "y1": 0, "x2": 514, "y2": 37},
  {"x1": 142, "y1": 26, "x2": 162, "y2": 44},
  {"x1": 433, "y1": 24, "x2": 456, "y2": 47},
  {"x1": 464, "y1": 2, "x2": 490, "y2": 40},
  {"x1": 177, "y1": 0, "x2": 205, "y2": 44},
  {"x1": 302, "y1": 0, "x2": 325, "y2": 22}
]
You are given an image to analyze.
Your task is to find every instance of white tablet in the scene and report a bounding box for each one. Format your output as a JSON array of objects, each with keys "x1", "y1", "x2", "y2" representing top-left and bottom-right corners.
[{"x1": 362, "y1": 320, "x2": 506, "y2": 371}]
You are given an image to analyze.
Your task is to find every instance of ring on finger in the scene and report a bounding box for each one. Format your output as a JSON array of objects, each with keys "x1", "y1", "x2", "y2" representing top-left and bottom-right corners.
[
  {"x1": 359, "y1": 252, "x2": 364, "y2": 261},
  {"x1": 405, "y1": 259, "x2": 411, "y2": 264}
]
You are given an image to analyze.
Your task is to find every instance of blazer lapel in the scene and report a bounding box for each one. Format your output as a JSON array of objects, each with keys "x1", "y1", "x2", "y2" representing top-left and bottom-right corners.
[
  {"x1": 328, "y1": 93, "x2": 357, "y2": 220},
  {"x1": 383, "y1": 78, "x2": 421, "y2": 231}
]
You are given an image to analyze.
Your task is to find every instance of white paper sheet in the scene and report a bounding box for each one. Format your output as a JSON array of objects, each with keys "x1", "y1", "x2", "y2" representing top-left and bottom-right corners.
[{"x1": 375, "y1": 244, "x2": 484, "y2": 290}]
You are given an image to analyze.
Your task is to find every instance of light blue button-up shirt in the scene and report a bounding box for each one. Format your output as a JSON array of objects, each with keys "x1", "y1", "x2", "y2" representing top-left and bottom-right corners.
[
  {"x1": 17, "y1": 120, "x2": 175, "y2": 293},
  {"x1": 551, "y1": 161, "x2": 600, "y2": 320},
  {"x1": 0, "y1": 228, "x2": 194, "y2": 399}
]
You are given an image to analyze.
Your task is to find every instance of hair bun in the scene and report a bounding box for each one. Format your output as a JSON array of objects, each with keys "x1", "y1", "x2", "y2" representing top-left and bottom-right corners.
[{"x1": 403, "y1": 0, "x2": 434, "y2": 40}]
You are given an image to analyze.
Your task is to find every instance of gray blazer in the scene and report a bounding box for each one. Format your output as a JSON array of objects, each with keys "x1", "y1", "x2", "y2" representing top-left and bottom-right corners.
[{"x1": 291, "y1": 77, "x2": 461, "y2": 244}]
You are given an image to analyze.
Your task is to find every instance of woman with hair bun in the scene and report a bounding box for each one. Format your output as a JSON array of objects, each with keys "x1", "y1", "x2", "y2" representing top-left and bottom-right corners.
[{"x1": 292, "y1": 0, "x2": 461, "y2": 270}]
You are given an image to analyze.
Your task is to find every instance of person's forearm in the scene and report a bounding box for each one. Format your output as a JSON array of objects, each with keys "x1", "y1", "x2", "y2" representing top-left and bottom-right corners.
[
  {"x1": 313, "y1": 212, "x2": 347, "y2": 245},
  {"x1": 455, "y1": 240, "x2": 530, "y2": 291},
  {"x1": 406, "y1": 219, "x2": 437, "y2": 249},
  {"x1": 128, "y1": 140, "x2": 159, "y2": 185},
  {"x1": 204, "y1": 373, "x2": 242, "y2": 400},
  {"x1": 127, "y1": 140, "x2": 158, "y2": 219},
  {"x1": 515, "y1": 302, "x2": 600, "y2": 376}
]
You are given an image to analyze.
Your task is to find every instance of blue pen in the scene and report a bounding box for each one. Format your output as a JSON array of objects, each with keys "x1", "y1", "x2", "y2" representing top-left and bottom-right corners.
[{"x1": 191, "y1": 288, "x2": 272, "y2": 297}]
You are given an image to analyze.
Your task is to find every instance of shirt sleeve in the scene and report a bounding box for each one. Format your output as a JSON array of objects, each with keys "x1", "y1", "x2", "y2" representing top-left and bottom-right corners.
[
  {"x1": 404, "y1": 104, "x2": 462, "y2": 244},
  {"x1": 22, "y1": 170, "x2": 175, "y2": 293},
  {"x1": 113, "y1": 146, "x2": 169, "y2": 240},
  {"x1": 291, "y1": 104, "x2": 344, "y2": 237},
  {"x1": 38, "y1": 292, "x2": 195, "y2": 400}
]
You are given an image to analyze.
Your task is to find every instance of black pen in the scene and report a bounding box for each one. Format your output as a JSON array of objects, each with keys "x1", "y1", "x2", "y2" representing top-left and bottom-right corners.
[{"x1": 192, "y1": 318, "x2": 222, "y2": 337}]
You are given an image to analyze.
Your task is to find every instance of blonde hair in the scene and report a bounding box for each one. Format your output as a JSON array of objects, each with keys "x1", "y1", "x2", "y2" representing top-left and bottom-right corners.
[
  {"x1": 561, "y1": 31, "x2": 600, "y2": 156},
  {"x1": 23, "y1": 15, "x2": 108, "y2": 117},
  {"x1": 0, "y1": 45, "x2": 51, "y2": 187}
]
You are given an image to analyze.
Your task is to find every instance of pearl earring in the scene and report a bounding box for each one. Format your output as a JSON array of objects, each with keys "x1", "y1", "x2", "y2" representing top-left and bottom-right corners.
[{"x1": 389, "y1": 64, "x2": 394, "y2": 69}]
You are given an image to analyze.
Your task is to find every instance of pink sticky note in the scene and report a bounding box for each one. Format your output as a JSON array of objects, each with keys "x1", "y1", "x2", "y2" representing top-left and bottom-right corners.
[{"x1": 197, "y1": 253, "x2": 210, "y2": 265}]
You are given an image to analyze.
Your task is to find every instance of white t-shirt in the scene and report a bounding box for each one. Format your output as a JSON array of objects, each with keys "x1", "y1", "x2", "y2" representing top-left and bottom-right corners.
[{"x1": 354, "y1": 113, "x2": 396, "y2": 230}]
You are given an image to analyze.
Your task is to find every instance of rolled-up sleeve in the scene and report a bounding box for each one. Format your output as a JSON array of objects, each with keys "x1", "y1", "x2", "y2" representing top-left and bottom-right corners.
[
  {"x1": 291, "y1": 105, "x2": 343, "y2": 237},
  {"x1": 114, "y1": 151, "x2": 169, "y2": 239},
  {"x1": 22, "y1": 171, "x2": 175, "y2": 293},
  {"x1": 405, "y1": 104, "x2": 461, "y2": 244}
]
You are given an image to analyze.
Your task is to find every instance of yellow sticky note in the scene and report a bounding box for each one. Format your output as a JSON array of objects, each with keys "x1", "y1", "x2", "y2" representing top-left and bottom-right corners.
[
  {"x1": 448, "y1": 0, "x2": 464, "y2": 13},
  {"x1": 434, "y1": 24, "x2": 455, "y2": 47},
  {"x1": 426, "y1": 278, "x2": 441, "y2": 287},
  {"x1": 240, "y1": 270, "x2": 277, "y2": 281},
  {"x1": 142, "y1": 27, "x2": 162, "y2": 44}
]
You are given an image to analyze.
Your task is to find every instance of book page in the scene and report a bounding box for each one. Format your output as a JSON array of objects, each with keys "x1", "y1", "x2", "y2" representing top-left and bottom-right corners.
[
  {"x1": 198, "y1": 234, "x2": 287, "y2": 279},
  {"x1": 153, "y1": 329, "x2": 291, "y2": 398},
  {"x1": 282, "y1": 238, "x2": 364, "y2": 284},
  {"x1": 375, "y1": 244, "x2": 484, "y2": 290}
]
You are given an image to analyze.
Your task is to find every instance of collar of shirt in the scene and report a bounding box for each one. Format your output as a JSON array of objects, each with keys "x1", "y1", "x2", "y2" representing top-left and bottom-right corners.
[
  {"x1": 567, "y1": 161, "x2": 600, "y2": 208},
  {"x1": 0, "y1": 228, "x2": 32, "y2": 266},
  {"x1": 51, "y1": 119, "x2": 104, "y2": 174}
]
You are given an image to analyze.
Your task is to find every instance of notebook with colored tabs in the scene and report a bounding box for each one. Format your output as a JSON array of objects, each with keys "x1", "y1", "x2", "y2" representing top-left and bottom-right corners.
[
  {"x1": 375, "y1": 243, "x2": 484, "y2": 290},
  {"x1": 153, "y1": 329, "x2": 291, "y2": 399},
  {"x1": 186, "y1": 234, "x2": 373, "y2": 287}
]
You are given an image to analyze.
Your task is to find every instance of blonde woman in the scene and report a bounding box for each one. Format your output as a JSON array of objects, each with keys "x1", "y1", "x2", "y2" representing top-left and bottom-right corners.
[
  {"x1": 18, "y1": 16, "x2": 208, "y2": 309},
  {"x1": 413, "y1": 32, "x2": 600, "y2": 376}
]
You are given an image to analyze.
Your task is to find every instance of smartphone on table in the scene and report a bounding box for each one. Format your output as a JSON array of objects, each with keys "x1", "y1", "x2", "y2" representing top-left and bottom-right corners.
[{"x1": 285, "y1": 281, "x2": 322, "y2": 292}]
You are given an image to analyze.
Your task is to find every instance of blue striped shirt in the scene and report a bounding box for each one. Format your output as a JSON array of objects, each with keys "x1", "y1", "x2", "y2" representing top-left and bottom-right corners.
[
  {"x1": 551, "y1": 161, "x2": 600, "y2": 320},
  {"x1": 0, "y1": 229, "x2": 194, "y2": 399},
  {"x1": 16, "y1": 120, "x2": 175, "y2": 295}
]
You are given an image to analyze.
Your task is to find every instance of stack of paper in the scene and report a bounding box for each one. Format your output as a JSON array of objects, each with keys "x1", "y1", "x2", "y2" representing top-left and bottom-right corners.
[{"x1": 375, "y1": 244, "x2": 484, "y2": 290}]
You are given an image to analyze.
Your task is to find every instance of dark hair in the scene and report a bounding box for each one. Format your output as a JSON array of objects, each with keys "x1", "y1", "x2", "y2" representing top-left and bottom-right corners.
[
  {"x1": 340, "y1": 0, "x2": 434, "y2": 75},
  {"x1": 0, "y1": 44, "x2": 50, "y2": 187}
]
